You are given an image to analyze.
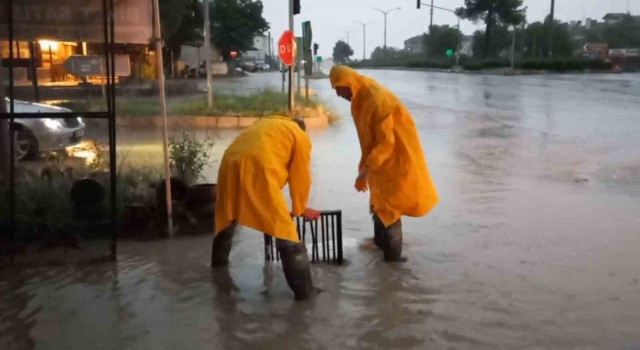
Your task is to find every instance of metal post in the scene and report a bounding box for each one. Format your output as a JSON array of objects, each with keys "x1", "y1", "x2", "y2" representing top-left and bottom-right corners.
[
  {"x1": 267, "y1": 31, "x2": 272, "y2": 66},
  {"x1": 383, "y1": 15, "x2": 387, "y2": 49},
  {"x1": 28, "y1": 42, "x2": 40, "y2": 102},
  {"x1": 0, "y1": 57, "x2": 8, "y2": 183},
  {"x1": 204, "y1": 0, "x2": 213, "y2": 107},
  {"x1": 152, "y1": 0, "x2": 174, "y2": 237},
  {"x1": 297, "y1": 53, "x2": 302, "y2": 97},
  {"x1": 364, "y1": 26, "x2": 367, "y2": 60},
  {"x1": 305, "y1": 76, "x2": 309, "y2": 102},
  {"x1": 374, "y1": 8, "x2": 401, "y2": 52},
  {"x1": 356, "y1": 21, "x2": 371, "y2": 61},
  {"x1": 288, "y1": 0, "x2": 295, "y2": 113},
  {"x1": 429, "y1": 0, "x2": 434, "y2": 34},
  {"x1": 511, "y1": 25, "x2": 516, "y2": 70},
  {"x1": 170, "y1": 50, "x2": 175, "y2": 78},
  {"x1": 456, "y1": 17, "x2": 461, "y2": 66},
  {"x1": 196, "y1": 45, "x2": 200, "y2": 78},
  {"x1": 549, "y1": 0, "x2": 555, "y2": 58}
]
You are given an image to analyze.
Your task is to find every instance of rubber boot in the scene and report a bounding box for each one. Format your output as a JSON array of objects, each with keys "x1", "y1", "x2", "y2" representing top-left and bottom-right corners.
[
  {"x1": 383, "y1": 220, "x2": 407, "y2": 262},
  {"x1": 372, "y1": 214, "x2": 385, "y2": 250},
  {"x1": 277, "y1": 241, "x2": 314, "y2": 301},
  {"x1": 211, "y1": 224, "x2": 235, "y2": 267}
]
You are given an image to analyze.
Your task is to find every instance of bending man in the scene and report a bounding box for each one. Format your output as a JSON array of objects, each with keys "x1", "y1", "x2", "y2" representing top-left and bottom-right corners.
[
  {"x1": 213, "y1": 116, "x2": 320, "y2": 300},
  {"x1": 329, "y1": 65, "x2": 439, "y2": 262}
]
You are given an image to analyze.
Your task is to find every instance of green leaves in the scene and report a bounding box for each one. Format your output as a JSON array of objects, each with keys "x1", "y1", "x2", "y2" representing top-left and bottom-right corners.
[
  {"x1": 333, "y1": 41, "x2": 354, "y2": 64},
  {"x1": 169, "y1": 132, "x2": 215, "y2": 185}
]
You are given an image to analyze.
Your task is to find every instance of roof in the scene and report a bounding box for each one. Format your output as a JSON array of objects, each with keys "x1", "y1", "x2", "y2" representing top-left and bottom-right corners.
[{"x1": 603, "y1": 13, "x2": 627, "y2": 20}]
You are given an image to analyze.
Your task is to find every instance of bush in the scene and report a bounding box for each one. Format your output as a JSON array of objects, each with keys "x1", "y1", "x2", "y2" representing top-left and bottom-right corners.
[
  {"x1": 169, "y1": 132, "x2": 215, "y2": 185},
  {"x1": 518, "y1": 58, "x2": 613, "y2": 72}
]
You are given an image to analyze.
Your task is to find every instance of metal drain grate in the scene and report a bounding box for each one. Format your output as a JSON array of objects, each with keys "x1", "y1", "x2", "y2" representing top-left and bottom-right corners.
[{"x1": 264, "y1": 210, "x2": 343, "y2": 264}]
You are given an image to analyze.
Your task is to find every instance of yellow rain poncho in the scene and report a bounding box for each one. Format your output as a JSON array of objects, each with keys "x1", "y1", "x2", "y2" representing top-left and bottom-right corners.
[
  {"x1": 214, "y1": 116, "x2": 312, "y2": 242},
  {"x1": 330, "y1": 65, "x2": 439, "y2": 226}
]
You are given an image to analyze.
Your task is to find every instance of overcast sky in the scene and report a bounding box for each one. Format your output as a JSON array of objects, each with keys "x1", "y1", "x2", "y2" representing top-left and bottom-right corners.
[{"x1": 260, "y1": 0, "x2": 638, "y2": 59}]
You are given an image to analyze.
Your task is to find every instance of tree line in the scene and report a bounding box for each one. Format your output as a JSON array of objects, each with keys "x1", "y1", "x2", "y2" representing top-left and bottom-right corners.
[{"x1": 335, "y1": 0, "x2": 640, "y2": 64}]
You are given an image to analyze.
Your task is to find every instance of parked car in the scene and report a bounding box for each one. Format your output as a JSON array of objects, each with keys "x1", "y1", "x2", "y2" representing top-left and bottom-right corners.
[
  {"x1": 240, "y1": 61, "x2": 258, "y2": 73},
  {"x1": 6, "y1": 99, "x2": 86, "y2": 161}
]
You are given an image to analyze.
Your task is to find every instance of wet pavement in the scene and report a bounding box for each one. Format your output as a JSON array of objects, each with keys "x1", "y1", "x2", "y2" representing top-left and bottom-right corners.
[{"x1": 2, "y1": 71, "x2": 640, "y2": 349}]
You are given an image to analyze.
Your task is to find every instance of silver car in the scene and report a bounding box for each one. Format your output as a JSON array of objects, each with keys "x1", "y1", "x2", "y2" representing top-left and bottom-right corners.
[{"x1": 6, "y1": 99, "x2": 86, "y2": 161}]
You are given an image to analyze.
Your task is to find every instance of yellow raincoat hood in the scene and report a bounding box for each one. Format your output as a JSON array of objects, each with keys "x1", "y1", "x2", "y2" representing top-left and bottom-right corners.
[
  {"x1": 330, "y1": 65, "x2": 439, "y2": 226},
  {"x1": 215, "y1": 116, "x2": 312, "y2": 242}
]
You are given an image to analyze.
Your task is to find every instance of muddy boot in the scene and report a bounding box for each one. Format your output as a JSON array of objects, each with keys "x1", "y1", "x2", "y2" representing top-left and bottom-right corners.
[
  {"x1": 383, "y1": 220, "x2": 407, "y2": 262},
  {"x1": 372, "y1": 214, "x2": 385, "y2": 250},
  {"x1": 211, "y1": 224, "x2": 235, "y2": 267},
  {"x1": 277, "y1": 240, "x2": 314, "y2": 301}
]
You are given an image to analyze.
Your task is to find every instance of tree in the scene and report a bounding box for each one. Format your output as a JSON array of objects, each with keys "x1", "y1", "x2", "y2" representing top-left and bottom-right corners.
[
  {"x1": 160, "y1": 0, "x2": 201, "y2": 62},
  {"x1": 456, "y1": 0, "x2": 526, "y2": 59},
  {"x1": 522, "y1": 17, "x2": 573, "y2": 58},
  {"x1": 471, "y1": 25, "x2": 511, "y2": 58},
  {"x1": 210, "y1": 0, "x2": 270, "y2": 61},
  {"x1": 602, "y1": 15, "x2": 640, "y2": 49},
  {"x1": 333, "y1": 41, "x2": 354, "y2": 64},
  {"x1": 423, "y1": 25, "x2": 460, "y2": 58}
]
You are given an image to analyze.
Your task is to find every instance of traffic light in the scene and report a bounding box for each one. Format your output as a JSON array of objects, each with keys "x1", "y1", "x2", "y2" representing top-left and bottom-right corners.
[
  {"x1": 294, "y1": 0, "x2": 301, "y2": 15},
  {"x1": 313, "y1": 43, "x2": 319, "y2": 56},
  {"x1": 417, "y1": 0, "x2": 420, "y2": 9}
]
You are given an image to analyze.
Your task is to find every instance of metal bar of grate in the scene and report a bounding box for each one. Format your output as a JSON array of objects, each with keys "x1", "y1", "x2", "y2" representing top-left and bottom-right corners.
[{"x1": 264, "y1": 210, "x2": 343, "y2": 264}]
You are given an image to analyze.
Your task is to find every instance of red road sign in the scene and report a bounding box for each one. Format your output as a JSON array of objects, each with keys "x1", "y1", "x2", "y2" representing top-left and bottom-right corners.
[{"x1": 278, "y1": 30, "x2": 296, "y2": 66}]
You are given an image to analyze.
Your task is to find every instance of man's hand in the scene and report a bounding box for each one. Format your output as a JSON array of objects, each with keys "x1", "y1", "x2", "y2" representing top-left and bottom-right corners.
[
  {"x1": 302, "y1": 208, "x2": 321, "y2": 221},
  {"x1": 355, "y1": 167, "x2": 369, "y2": 192}
]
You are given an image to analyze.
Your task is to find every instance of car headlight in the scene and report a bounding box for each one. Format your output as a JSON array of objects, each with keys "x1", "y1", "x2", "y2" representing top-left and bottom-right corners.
[
  {"x1": 43, "y1": 118, "x2": 63, "y2": 130},
  {"x1": 77, "y1": 117, "x2": 83, "y2": 124}
]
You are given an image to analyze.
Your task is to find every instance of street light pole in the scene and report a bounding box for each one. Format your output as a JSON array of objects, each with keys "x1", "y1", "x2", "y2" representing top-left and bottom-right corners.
[
  {"x1": 549, "y1": 0, "x2": 555, "y2": 58},
  {"x1": 420, "y1": 2, "x2": 462, "y2": 61},
  {"x1": 343, "y1": 30, "x2": 352, "y2": 45},
  {"x1": 203, "y1": 0, "x2": 213, "y2": 108},
  {"x1": 355, "y1": 21, "x2": 372, "y2": 61},
  {"x1": 429, "y1": 0, "x2": 434, "y2": 34},
  {"x1": 152, "y1": 0, "x2": 174, "y2": 237},
  {"x1": 374, "y1": 7, "x2": 401, "y2": 49}
]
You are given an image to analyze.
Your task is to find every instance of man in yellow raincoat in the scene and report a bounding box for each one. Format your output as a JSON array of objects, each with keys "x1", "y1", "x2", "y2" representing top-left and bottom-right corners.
[
  {"x1": 213, "y1": 116, "x2": 320, "y2": 300},
  {"x1": 329, "y1": 65, "x2": 439, "y2": 262}
]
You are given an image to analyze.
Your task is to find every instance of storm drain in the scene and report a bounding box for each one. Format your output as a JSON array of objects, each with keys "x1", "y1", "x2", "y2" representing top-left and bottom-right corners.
[{"x1": 264, "y1": 210, "x2": 343, "y2": 264}]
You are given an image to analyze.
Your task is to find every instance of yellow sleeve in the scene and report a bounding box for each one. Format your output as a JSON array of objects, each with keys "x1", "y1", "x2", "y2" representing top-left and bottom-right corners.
[
  {"x1": 288, "y1": 132, "x2": 312, "y2": 216},
  {"x1": 365, "y1": 112, "x2": 395, "y2": 170}
]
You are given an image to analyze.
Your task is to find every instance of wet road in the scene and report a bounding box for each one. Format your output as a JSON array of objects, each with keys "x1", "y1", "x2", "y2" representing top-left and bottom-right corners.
[{"x1": 3, "y1": 71, "x2": 640, "y2": 349}]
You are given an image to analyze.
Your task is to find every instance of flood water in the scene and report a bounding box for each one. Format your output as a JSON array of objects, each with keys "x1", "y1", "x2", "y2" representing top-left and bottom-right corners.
[{"x1": 2, "y1": 71, "x2": 640, "y2": 349}]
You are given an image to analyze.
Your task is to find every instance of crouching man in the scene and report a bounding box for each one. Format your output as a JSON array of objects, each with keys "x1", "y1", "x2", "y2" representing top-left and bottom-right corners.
[{"x1": 213, "y1": 116, "x2": 320, "y2": 300}]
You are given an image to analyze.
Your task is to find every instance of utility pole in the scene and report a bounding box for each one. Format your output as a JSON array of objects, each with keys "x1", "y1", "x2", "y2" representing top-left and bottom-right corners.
[
  {"x1": 419, "y1": 2, "x2": 462, "y2": 61},
  {"x1": 355, "y1": 21, "x2": 372, "y2": 61},
  {"x1": 343, "y1": 30, "x2": 351, "y2": 45},
  {"x1": 429, "y1": 0, "x2": 434, "y2": 34},
  {"x1": 0, "y1": 58, "x2": 8, "y2": 182},
  {"x1": 152, "y1": 0, "x2": 174, "y2": 237},
  {"x1": 511, "y1": 25, "x2": 516, "y2": 70},
  {"x1": 203, "y1": 0, "x2": 213, "y2": 108},
  {"x1": 288, "y1": 0, "x2": 295, "y2": 113},
  {"x1": 374, "y1": 7, "x2": 401, "y2": 49},
  {"x1": 549, "y1": 0, "x2": 555, "y2": 58}
]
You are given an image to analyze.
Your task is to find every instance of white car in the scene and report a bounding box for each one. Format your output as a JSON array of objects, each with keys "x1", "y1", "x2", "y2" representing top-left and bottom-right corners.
[{"x1": 6, "y1": 99, "x2": 86, "y2": 161}]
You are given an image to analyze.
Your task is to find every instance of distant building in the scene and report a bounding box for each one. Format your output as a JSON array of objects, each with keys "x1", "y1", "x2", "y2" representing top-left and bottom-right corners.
[
  {"x1": 243, "y1": 35, "x2": 273, "y2": 68},
  {"x1": 603, "y1": 13, "x2": 627, "y2": 25},
  {"x1": 404, "y1": 35, "x2": 424, "y2": 52}
]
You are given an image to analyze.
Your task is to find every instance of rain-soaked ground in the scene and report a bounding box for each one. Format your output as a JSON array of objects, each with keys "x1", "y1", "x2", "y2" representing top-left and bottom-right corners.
[{"x1": 2, "y1": 70, "x2": 640, "y2": 349}]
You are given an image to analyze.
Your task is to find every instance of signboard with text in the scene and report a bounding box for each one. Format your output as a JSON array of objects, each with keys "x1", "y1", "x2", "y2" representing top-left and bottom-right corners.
[
  {"x1": 0, "y1": 0, "x2": 152, "y2": 44},
  {"x1": 278, "y1": 30, "x2": 295, "y2": 67}
]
